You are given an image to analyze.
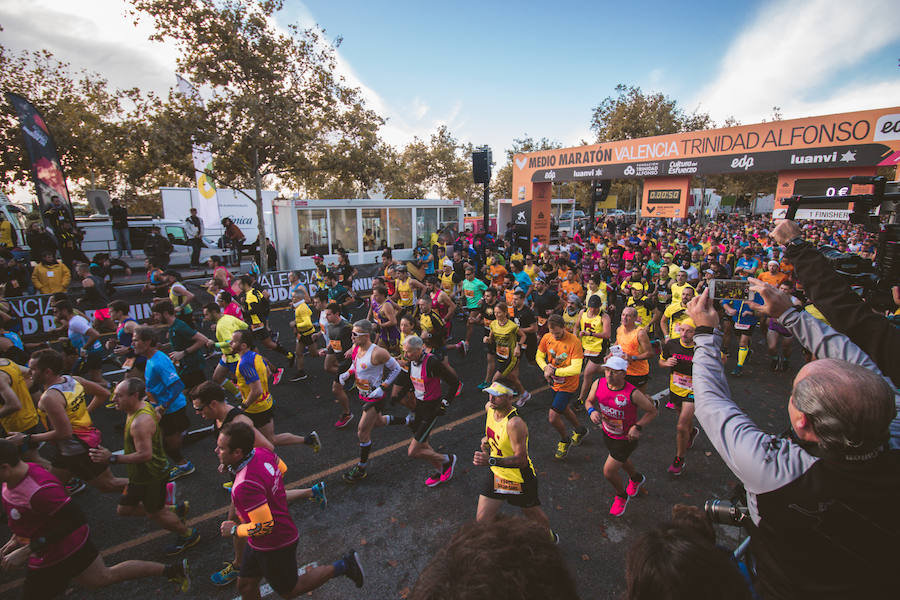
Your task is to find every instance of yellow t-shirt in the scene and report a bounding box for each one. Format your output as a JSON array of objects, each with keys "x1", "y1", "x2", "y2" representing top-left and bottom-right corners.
[
  {"x1": 0, "y1": 359, "x2": 39, "y2": 432},
  {"x1": 293, "y1": 301, "x2": 314, "y2": 336},
  {"x1": 396, "y1": 278, "x2": 415, "y2": 307},
  {"x1": 216, "y1": 315, "x2": 249, "y2": 363},
  {"x1": 234, "y1": 351, "x2": 273, "y2": 414},
  {"x1": 490, "y1": 318, "x2": 519, "y2": 361},
  {"x1": 670, "y1": 282, "x2": 692, "y2": 306},
  {"x1": 664, "y1": 302, "x2": 689, "y2": 339}
]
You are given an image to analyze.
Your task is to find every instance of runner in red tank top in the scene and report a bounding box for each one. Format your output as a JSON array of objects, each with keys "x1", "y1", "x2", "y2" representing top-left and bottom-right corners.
[{"x1": 585, "y1": 356, "x2": 658, "y2": 518}]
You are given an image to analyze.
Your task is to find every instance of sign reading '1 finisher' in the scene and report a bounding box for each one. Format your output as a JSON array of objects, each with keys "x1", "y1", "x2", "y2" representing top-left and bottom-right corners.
[{"x1": 648, "y1": 189, "x2": 681, "y2": 204}]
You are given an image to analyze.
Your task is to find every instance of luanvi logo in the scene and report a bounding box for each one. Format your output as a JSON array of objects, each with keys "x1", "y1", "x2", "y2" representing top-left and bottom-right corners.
[
  {"x1": 515, "y1": 157, "x2": 528, "y2": 169},
  {"x1": 873, "y1": 114, "x2": 900, "y2": 142}
]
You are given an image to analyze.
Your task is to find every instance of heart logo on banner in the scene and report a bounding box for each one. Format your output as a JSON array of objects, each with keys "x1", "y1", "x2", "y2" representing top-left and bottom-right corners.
[{"x1": 515, "y1": 157, "x2": 528, "y2": 170}]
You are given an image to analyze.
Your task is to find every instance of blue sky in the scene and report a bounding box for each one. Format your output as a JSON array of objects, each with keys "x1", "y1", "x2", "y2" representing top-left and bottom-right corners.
[{"x1": 3, "y1": 0, "x2": 899, "y2": 162}]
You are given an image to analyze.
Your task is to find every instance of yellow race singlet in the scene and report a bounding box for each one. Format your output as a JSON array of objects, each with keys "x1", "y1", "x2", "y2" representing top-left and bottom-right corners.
[
  {"x1": 579, "y1": 312, "x2": 606, "y2": 357},
  {"x1": 0, "y1": 359, "x2": 39, "y2": 432},
  {"x1": 485, "y1": 404, "x2": 535, "y2": 485}
]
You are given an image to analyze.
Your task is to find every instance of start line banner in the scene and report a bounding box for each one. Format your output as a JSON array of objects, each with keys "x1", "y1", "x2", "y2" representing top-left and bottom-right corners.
[{"x1": 5, "y1": 264, "x2": 385, "y2": 337}]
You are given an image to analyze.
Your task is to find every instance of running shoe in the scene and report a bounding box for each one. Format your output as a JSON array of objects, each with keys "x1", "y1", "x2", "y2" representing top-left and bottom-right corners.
[
  {"x1": 289, "y1": 370, "x2": 309, "y2": 382},
  {"x1": 609, "y1": 494, "x2": 629, "y2": 517},
  {"x1": 477, "y1": 381, "x2": 490, "y2": 390},
  {"x1": 342, "y1": 465, "x2": 367, "y2": 483},
  {"x1": 424, "y1": 472, "x2": 442, "y2": 487},
  {"x1": 334, "y1": 413, "x2": 355, "y2": 429},
  {"x1": 165, "y1": 481, "x2": 177, "y2": 507},
  {"x1": 626, "y1": 473, "x2": 645, "y2": 497},
  {"x1": 168, "y1": 461, "x2": 196, "y2": 481},
  {"x1": 342, "y1": 550, "x2": 365, "y2": 588},
  {"x1": 778, "y1": 357, "x2": 789, "y2": 372},
  {"x1": 307, "y1": 430, "x2": 321, "y2": 453},
  {"x1": 454, "y1": 381, "x2": 464, "y2": 398},
  {"x1": 164, "y1": 527, "x2": 200, "y2": 557},
  {"x1": 668, "y1": 456, "x2": 685, "y2": 476},
  {"x1": 168, "y1": 558, "x2": 191, "y2": 592},
  {"x1": 285, "y1": 351, "x2": 295, "y2": 361},
  {"x1": 730, "y1": 365, "x2": 743, "y2": 377},
  {"x1": 272, "y1": 367, "x2": 285, "y2": 385},
  {"x1": 210, "y1": 561, "x2": 238, "y2": 586},
  {"x1": 222, "y1": 480, "x2": 233, "y2": 491},
  {"x1": 460, "y1": 341, "x2": 470, "y2": 357},
  {"x1": 665, "y1": 400, "x2": 676, "y2": 410},
  {"x1": 769, "y1": 357, "x2": 779, "y2": 371},
  {"x1": 65, "y1": 478, "x2": 87, "y2": 496},
  {"x1": 552, "y1": 530, "x2": 560, "y2": 545},
  {"x1": 514, "y1": 391, "x2": 531, "y2": 408},
  {"x1": 404, "y1": 412, "x2": 415, "y2": 426},
  {"x1": 439, "y1": 454, "x2": 457, "y2": 483},
  {"x1": 311, "y1": 481, "x2": 327, "y2": 509},
  {"x1": 571, "y1": 429, "x2": 588, "y2": 447},
  {"x1": 688, "y1": 426, "x2": 700, "y2": 449},
  {"x1": 554, "y1": 440, "x2": 570, "y2": 460}
]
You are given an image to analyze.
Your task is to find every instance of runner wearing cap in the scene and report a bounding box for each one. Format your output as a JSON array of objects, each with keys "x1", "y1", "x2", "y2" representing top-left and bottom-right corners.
[
  {"x1": 625, "y1": 283, "x2": 656, "y2": 330},
  {"x1": 535, "y1": 315, "x2": 589, "y2": 460},
  {"x1": 585, "y1": 356, "x2": 658, "y2": 517},
  {"x1": 472, "y1": 382, "x2": 558, "y2": 543},
  {"x1": 661, "y1": 286, "x2": 696, "y2": 341},
  {"x1": 658, "y1": 319, "x2": 701, "y2": 475}
]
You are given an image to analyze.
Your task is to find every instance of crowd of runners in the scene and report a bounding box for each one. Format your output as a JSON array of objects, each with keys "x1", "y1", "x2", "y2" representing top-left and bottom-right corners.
[{"x1": 0, "y1": 211, "x2": 896, "y2": 599}]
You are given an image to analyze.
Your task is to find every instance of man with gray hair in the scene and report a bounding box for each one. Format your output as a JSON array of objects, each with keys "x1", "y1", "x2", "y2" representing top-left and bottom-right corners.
[
  {"x1": 687, "y1": 281, "x2": 899, "y2": 600},
  {"x1": 393, "y1": 335, "x2": 462, "y2": 488}
]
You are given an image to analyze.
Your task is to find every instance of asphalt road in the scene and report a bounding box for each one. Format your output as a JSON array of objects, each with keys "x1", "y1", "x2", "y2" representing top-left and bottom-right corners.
[{"x1": 0, "y1": 304, "x2": 796, "y2": 600}]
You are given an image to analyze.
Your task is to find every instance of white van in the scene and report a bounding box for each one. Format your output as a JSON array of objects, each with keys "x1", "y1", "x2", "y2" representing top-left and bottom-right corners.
[{"x1": 76, "y1": 215, "x2": 221, "y2": 265}]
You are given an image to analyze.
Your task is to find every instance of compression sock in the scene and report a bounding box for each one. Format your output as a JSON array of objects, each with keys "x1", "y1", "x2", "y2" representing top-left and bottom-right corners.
[
  {"x1": 332, "y1": 558, "x2": 348, "y2": 576},
  {"x1": 359, "y1": 441, "x2": 372, "y2": 466},
  {"x1": 737, "y1": 346, "x2": 749, "y2": 367}
]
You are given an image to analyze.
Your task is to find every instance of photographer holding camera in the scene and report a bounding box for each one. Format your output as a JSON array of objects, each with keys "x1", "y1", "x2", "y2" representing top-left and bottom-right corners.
[
  {"x1": 687, "y1": 282, "x2": 899, "y2": 600},
  {"x1": 772, "y1": 219, "x2": 899, "y2": 385}
]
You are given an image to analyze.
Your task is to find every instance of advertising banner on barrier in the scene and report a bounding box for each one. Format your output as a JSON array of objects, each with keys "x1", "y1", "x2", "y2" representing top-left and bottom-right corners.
[{"x1": 4, "y1": 263, "x2": 387, "y2": 336}]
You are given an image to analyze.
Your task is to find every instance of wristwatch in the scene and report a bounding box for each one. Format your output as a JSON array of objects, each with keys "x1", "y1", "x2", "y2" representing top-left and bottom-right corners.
[
  {"x1": 109, "y1": 454, "x2": 118, "y2": 464},
  {"x1": 785, "y1": 236, "x2": 807, "y2": 251},
  {"x1": 488, "y1": 457, "x2": 499, "y2": 467},
  {"x1": 634, "y1": 424, "x2": 643, "y2": 432},
  {"x1": 695, "y1": 326, "x2": 715, "y2": 336}
]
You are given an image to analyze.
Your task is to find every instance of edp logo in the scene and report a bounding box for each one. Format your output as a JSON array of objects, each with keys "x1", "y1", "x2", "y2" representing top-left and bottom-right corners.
[
  {"x1": 731, "y1": 155, "x2": 754, "y2": 170},
  {"x1": 874, "y1": 114, "x2": 900, "y2": 142}
]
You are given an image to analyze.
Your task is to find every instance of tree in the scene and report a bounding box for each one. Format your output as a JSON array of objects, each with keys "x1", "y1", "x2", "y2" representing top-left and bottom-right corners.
[
  {"x1": 129, "y1": 0, "x2": 383, "y2": 273},
  {"x1": 491, "y1": 136, "x2": 562, "y2": 200},
  {"x1": 590, "y1": 84, "x2": 714, "y2": 215}
]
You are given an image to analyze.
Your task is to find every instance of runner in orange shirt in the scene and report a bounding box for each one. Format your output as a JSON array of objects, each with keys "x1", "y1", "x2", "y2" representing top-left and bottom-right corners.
[{"x1": 530, "y1": 315, "x2": 589, "y2": 460}]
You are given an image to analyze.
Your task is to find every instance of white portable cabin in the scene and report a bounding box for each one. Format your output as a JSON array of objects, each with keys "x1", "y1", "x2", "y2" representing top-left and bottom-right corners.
[{"x1": 272, "y1": 198, "x2": 464, "y2": 271}]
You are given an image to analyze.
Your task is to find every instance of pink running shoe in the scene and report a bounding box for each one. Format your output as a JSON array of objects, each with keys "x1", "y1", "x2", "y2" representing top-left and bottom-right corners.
[
  {"x1": 610, "y1": 494, "x2": 629, "y2": 517},
  {"x1": 334, "y1": 413, "x2": 355, "y2": 429},
  {"x1": 424, "y1": 472, "x2": 442, "y2": 487},
  {"x1": 272, "y1": 368, "x2": 284, "y2": 386},
  {"x1": 626, "y1": 473, "x2": 645, "y2": 497},
  {"x1": 439, "y1": 454, "x2": 457, "y2": 483},
  {"x1": 668, "y1": 456, "x2": 685, "y2": 476}
]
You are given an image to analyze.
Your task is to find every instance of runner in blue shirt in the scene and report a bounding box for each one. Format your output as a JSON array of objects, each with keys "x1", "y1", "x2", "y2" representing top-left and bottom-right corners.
[{"x1": 722, "y1": 293, "x2": 762, "y2": 377}]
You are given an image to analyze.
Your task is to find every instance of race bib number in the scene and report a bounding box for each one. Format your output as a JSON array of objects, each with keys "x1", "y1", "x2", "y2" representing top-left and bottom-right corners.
[
  {"x1": 330, "y1": 340, "x2": 343, "y2": 352},
  {"x1": 411, "y1": 375, "x2": 425, "y2": 394},
  {"x1": 551, "y1": 375, "x2": 566, "y2": 385},
  {"x1": 251, "y1": 323, "x2": 264, "y2": 331},
  {"x1": 400, "y1": 289, "x2": 412, "y2": 299},
  {"x1": 357, "y1": 378, "x2": 371, "y2": 392},
  {"x1": 464, "y1": 289, "x2": 474, "y2": 298},
  {"x1": 734, "y1": 322, "x2": 751, "y2": 330},
  {"x1": 602, "y1": 416, "x2": 625, "y2": 437},
  {"x1": 496, "y1": 346, "x2": 510, "y2": 360},
  {"x1": 493, "y1": 474, "x2": 523, "y2": 495},
  {"x1": 672, "y1": 372, "x2": 693, "y2": 391}
]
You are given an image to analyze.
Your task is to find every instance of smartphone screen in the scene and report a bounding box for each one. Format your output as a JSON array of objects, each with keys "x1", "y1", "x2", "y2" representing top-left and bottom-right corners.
[{"x1": 710, "y1": 279, "x2": 750, "y2": 301}]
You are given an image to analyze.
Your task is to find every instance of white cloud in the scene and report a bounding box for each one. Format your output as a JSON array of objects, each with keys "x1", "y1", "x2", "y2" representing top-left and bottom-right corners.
[
  {"x1": 694, "y1": 0, "x2": 900, "y2": 124},
  {"x1": 0, "y1": 0, "x2": 179, "y2": 96}
]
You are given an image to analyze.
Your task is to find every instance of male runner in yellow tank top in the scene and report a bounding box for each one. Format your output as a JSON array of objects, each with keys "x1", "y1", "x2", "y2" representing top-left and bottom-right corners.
[
  {"x1": 0, "y1": 357, "x2": 45, "y2": 465},
  {"x1": 472, "y1": 382, "x2": 558, "y2": 543}
]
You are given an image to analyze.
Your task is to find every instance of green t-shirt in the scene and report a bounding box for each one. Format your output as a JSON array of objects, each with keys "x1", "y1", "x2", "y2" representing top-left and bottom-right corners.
[
  {"x1": 168, "y1": 318, "x2": 205, "y2": 375},
  {"x1": 124, "y1": 402, "x2": 169, "y2": 483},
  {"x1": 462, "y1": 278, "x2": 488, "y2": 309},
  {"x1": 647, "y1": 259, "x2": 663, "y2": 277}
]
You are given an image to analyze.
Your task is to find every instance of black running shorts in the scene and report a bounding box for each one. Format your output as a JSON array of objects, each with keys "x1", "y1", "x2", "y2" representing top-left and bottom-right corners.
[{"x1": 239, "y1": 541, "x2": 299, "y2": 595}]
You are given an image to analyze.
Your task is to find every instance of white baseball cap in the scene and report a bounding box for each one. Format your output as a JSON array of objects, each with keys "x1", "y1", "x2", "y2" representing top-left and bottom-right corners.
[{"x1": 602, "y1": 356, "x2": 629, "y2": 371}]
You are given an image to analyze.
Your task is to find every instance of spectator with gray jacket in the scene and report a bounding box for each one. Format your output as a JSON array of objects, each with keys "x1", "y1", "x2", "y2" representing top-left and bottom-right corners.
[{"x1": 688, "y1": 283, "x2": 898, "y2": 600}]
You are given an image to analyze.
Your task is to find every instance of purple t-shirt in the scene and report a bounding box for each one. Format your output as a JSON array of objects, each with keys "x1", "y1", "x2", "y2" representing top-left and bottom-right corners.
[{"x1": 231, "y1": 447, "x2": 298, "y2": 551}]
